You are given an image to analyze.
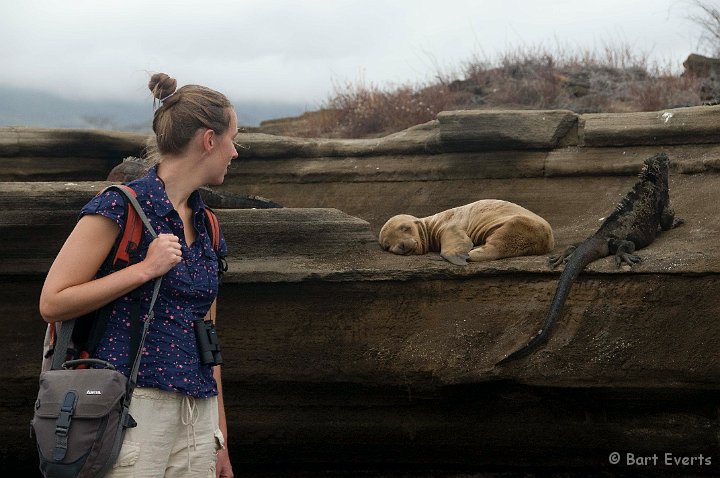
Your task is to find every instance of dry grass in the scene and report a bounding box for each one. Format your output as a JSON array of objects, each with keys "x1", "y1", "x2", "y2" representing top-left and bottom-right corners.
[
  {"x1": 321, "y1": 80, "x2": 467, "y2": 138},
  {"x1": 289, "y1": 44, "x2": 717, "y2": 138}
]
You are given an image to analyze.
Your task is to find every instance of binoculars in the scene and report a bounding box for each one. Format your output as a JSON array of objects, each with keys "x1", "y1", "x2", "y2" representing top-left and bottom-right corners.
[{"x1": 193, "y1": 319, "x2": 223, "y2": 366}]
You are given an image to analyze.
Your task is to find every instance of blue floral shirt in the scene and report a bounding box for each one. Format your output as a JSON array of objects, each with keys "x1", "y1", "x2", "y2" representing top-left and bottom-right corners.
[{"x1": 79, "y1": 166, "x2": 227, "y2": 398}]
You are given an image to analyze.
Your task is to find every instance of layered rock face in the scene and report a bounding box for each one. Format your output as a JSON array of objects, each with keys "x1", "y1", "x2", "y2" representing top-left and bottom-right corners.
[{"x1": 1, "y1": 106, "x2": 719, "y2": 475}]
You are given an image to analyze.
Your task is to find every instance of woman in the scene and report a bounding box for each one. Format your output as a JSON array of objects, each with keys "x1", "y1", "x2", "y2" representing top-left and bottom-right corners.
[{"x1": 40, "y1": 73, "x2": 238, "y2": 478}]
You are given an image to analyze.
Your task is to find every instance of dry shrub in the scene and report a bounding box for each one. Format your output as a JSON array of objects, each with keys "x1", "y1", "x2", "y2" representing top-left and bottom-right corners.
[
  {"x1": 629, "y1": 75, "x2": 703, "y2": 111},
  {"x1": 320, "y1": 80, "x2": 467, "y2": 138},
  {"x1": 299, "y1": 44, "x2": 710, "y2": 138}
]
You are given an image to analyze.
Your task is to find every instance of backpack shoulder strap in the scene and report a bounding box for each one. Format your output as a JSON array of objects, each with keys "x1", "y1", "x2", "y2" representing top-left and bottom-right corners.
[
  {"x1": 204, "y1": 207, "x2": 221, "y2": 252},
  {"x1": 103, "y1": 185, "x2": 142, "y2": 269},
  {"x1": 203, "y1": 207, "x2": 228, "y2": 281}
]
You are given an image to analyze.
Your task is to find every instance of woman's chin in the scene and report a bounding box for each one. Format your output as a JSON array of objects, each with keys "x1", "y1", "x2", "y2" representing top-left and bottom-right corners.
[{"x1": 208, "y1": 171, "x2": 228, "y2": 186}]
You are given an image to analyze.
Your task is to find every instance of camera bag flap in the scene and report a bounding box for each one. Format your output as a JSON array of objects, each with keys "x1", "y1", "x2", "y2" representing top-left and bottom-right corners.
[{"x1": 34, "y1": 369, "x2": 127, "y2": 419}]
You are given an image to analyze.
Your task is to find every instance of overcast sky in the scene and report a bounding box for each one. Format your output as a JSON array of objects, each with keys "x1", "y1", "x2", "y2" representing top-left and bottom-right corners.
[{"x1": 0, "y1": 0, "x2": 708, "y2": 110}]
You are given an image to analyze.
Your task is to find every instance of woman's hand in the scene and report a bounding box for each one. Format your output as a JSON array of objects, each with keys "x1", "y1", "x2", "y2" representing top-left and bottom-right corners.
[
  {"x1": 141, "y1": 233, "x2": 183, "y2": 279},
  {"x1": 216, "y1": 448, "x2": 233, "y2": 478}
]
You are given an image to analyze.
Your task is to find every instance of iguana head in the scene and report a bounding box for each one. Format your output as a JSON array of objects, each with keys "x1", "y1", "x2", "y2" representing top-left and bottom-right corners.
[{"x1": 639, "y1": 152, "x2": 669, "y2": 183}]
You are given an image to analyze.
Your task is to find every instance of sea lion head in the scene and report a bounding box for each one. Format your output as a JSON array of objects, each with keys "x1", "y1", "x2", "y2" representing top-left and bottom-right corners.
[{"x1": 379, "y1": 214, "x2": 427, "y2": 255}]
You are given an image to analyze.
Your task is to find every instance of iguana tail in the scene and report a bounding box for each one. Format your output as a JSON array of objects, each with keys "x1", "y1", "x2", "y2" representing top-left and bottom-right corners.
[{"x1": 496, "y1": 235, "x2": 608, "y2": 365}]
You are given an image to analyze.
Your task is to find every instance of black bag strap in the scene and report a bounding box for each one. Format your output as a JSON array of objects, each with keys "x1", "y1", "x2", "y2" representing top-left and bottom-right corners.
[
  {"x1": 52, "y1": 390, "x2": 77, "y2": 461},
  {"x1": 125, "y1": 289, "x2": 144, "y2": 369},
  {"x1": 51, "y1": 185, "x2": 163, "y2": 374},
  {"x1": 51, "y1": 321, "x2": 75, "y2": 371},
  {"x1": 126, "y1": 277, "x2": 162, "y2": 394}
]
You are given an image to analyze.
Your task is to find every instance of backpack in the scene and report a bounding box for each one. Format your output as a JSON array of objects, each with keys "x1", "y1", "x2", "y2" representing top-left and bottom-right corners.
[
  {"x1": 32, "y1": 185, "x2": 226, "y2": 478},
  {"x1": 41, "y1": 184, "x2": 227, "y2": 372}
]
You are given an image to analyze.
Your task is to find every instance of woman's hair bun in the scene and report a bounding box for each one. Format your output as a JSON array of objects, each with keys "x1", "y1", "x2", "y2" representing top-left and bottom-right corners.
[{"x1": 148, "y1": 73, "x2": 177, "y2": 100}]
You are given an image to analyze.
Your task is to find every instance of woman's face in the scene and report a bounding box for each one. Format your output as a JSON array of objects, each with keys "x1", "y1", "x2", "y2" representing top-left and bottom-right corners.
[{"x1": 207, "y1": 109, "x2": 239, "y2": 185}]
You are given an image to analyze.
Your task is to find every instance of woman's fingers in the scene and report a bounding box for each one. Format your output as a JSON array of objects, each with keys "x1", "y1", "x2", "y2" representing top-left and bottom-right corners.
[{"x1": 144, "y1": 234, "x2": 183, "y2": 277}]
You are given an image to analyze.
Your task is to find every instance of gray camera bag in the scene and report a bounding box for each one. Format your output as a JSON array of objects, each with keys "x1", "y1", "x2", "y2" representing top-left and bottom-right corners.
[{"x1": 31, "y1": 187, "x2": 162, "y2": 478}]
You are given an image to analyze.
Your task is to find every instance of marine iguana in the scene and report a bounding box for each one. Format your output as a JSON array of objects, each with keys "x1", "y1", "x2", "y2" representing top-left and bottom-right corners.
[
  {"x1": 108, "y1": 156, "x2": 283, "y2": 209},
  {"x1": 497, "y1": 152, "x2": 682, "y2": 366}
]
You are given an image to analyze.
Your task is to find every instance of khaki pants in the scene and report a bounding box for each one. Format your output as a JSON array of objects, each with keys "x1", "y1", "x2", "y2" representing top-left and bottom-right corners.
[{"x1": 105, "y1": 387, "x2": 224, "y2": 478}]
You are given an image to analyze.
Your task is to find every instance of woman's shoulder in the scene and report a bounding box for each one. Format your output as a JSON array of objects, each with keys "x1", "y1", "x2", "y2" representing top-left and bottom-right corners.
[
  {"x1": 84, "y1": 167, "x2": 157, "y2": 215},
  {"x1": 79, "y1": 187, "x2": 127, "y2": 228}
]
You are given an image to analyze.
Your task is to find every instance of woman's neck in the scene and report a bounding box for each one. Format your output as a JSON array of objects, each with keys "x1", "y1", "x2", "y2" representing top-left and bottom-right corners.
[{"x1": 156, "y1": 156, "x2": 201, "y2": 211}]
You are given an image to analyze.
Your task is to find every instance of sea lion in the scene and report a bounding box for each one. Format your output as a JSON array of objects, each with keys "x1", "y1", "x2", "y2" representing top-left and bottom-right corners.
[{"x1": 379, "y1": 200, "x2": 555, "y2": 265}]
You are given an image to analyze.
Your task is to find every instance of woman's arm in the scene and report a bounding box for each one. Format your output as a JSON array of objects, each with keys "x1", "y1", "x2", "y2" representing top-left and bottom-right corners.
[
  {"x1": 40, "y1": 214, "x2": 182, "y2": 323},
  {"x1": 213, "y1": 361, "x2": 233, "y2": 478},
  {"x1": 209, "y1": 299, "x2": 233, "y2": 478}
]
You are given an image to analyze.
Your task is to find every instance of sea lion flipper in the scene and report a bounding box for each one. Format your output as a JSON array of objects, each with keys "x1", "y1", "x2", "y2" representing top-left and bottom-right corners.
[
  {"x1": 439, "y1": 225, "x2": 473, "y2": 266},
  {"x1": 441, "y1": 253, "x2": 470, "y2": 266}
]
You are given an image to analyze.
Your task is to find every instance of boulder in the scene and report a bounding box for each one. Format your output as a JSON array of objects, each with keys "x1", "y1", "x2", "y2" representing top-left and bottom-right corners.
[
  {"x1": 236, "y1": 120, "x2": 441, "y2": 159},
  {"x1": 0, "y1": 128, "x2": 147, "y2": 181},
  {"x1": 683, "y1": 53, "x2": 720, "y2": 78},
  {"x1": 0, "y1": 127, "x2": 147, "y2": 158},
  {"x1": 437, "y1": 109, "x2": 579, "y2": 150},
  {"x1": 580, "y1": 105, "x2": 720, "y2": 146}
]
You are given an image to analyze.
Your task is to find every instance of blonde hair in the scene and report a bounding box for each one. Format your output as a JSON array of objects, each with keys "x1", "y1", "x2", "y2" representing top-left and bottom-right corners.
[{"x1": 148, "y1": 73, "x2": 234, "y2": 156}]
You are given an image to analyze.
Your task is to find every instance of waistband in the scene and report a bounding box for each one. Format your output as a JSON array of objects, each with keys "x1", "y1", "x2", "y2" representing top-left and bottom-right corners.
[{"x1": 133, "y1": 386, "x2": 217, "y2": 403}]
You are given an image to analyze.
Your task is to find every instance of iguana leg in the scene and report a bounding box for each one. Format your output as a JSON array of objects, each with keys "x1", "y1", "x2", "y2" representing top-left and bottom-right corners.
[
  {"x1": 548, "y1": 245, "x2": 576, "y2": 269},
  {"x1": 609, "y1": 239, "x2": 641, "y2": 267},
  {"x1": 660, "y1": 202, "x2": 684, "y2": 230}
]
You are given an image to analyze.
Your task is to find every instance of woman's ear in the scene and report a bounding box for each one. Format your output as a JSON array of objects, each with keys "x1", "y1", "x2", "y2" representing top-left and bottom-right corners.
[{"x1": 201, "y1": 128, "x2": 215, "y2": 152}]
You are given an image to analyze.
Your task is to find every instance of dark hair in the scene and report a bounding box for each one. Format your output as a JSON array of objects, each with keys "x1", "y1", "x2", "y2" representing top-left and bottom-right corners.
[{"x1": 148, "y1": 73, "x2": 234, "y2": 155}]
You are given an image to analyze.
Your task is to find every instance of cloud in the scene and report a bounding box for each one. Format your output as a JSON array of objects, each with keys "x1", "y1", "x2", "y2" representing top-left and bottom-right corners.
[{"x1": 0, "y1": 0, "x2": 701, "y2": 105}]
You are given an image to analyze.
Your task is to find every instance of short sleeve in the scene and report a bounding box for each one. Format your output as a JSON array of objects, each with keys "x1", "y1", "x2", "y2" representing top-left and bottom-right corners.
[{"x1": 78, "y1": 189, "x2": 126, "y2": 230}]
